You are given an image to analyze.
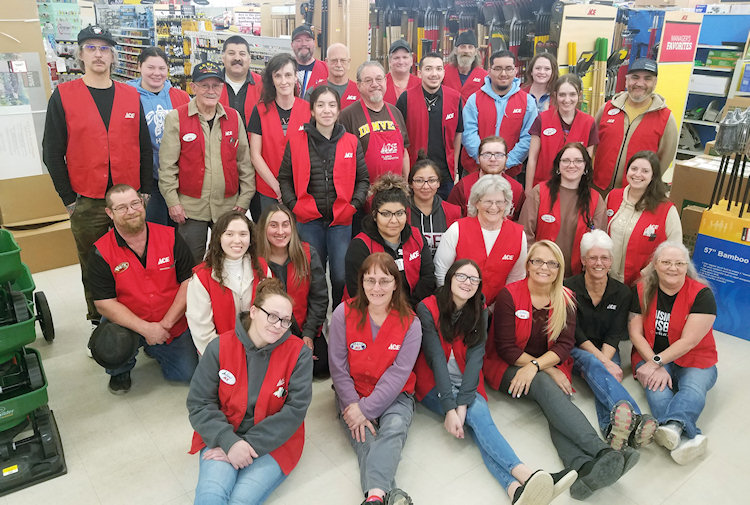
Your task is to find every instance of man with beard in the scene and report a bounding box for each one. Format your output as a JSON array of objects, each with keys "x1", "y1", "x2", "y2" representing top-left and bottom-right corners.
[
  {"x1": 291, "y1": 24, "x2": 328, "y2": 97},
  {"x1": 88, "y1": 184, "x2": 197, "y2": 394},
  {"x1": 593, "y1": 58, "x2": 677, "y2": 193},
  {"x1": 304, "y1": 42, "x2": 360, "y2": 109},
  {"x1": 43, "y1": 25, "x2": 152, "y2": 331},
  {"x1": 339, "y1": 61, "x2": 410, "y2": 181},
  {"x1": 383, "y1": 39, "x2": 421, "y2": 105},
  {"x1": 462, "y1": 50, "x2": 537, "y2": 177},
  {"x1": 396, "y1": 52, "x2": 463, "y2": 199},
  {"x1": 159, "y1": 62, "x2": 255, "y2": 263},
  {"x1": 219, "y1": 35, "x2": 262, "y2": 127},
  {"x1": 443, "y1": 30, "x2": 488, "y2": 102}
]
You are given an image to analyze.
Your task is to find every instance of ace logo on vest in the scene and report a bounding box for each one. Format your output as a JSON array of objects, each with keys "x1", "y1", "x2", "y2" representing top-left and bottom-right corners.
[
  {"x1": 346, "y1": 95, "x2": 357, "y2": 100},
  {"x1": 381, "y1": 142, "x2": 399, "y2": 155},
  {"x1": 445, "y1": 113, "x2": 455, "y2": 120},
  {"x1": 502, "y1": 254, "x2": 515, "y2": 260},
  {"x1": 512, "y1": 108, "x2": 523, "y2": 114},
  {"x1": 344, "y1": 152, "x2": 354, "y2": 159},
  {"x1": 158, "y1": 256, "x2": 171, "y2": 265},
  {"x1": 388, "y1": 343, "x2": 401, "y2": 351},
  {"x1": 219, "y1": 369, "x2": 236, "y2": 385},
  {"x1": 124, "y1": 112, "x2": 135, "y2": 119}
]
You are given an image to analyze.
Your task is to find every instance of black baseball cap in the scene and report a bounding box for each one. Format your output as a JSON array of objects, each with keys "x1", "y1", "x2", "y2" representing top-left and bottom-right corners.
[
  {"x1": 627, "y1": 58, "x2": 658, "y2": 76},
  {"x1": 78, "y1": 24, "x2": 116, "y2": 47},
  {"x1": 292, "y1": 24, "x2": 314, "y2": 41},
  {"x1": 455, "y1": 30, "x2": 477, "y2": 48},
  {"x1": 192, "y1": 61, "x2": 223, "y2": 82},
  {"x1": 389, "y1": 39, "x2": 412, "y2": 54}
]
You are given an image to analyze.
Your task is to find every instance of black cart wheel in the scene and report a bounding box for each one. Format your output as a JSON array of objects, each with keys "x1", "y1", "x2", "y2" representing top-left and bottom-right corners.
[
  {"x1": 11, "y1": 290, "x2": 30, "y2": 323},
  {"x1": 34, "y1": 406, "x2": 58, "y2": 459},
  {"x1": 34, "y1": 291, "x2": 55, "y2": 342},
  {"x1": 25, "y1": 349, "x2": 44, "y2": 390}
]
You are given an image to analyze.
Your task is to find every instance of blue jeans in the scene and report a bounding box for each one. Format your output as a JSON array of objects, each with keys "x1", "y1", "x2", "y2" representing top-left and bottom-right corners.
[
  {"x1": 146, "y1": 178, "x2": 176, "y2": 227},
  {"x1": 194, "y1": 449, "x2": 286, "y2": 505},
  {"x1": 571, "y1": 347, "x2": 641, "y2": 432},
  {"x1": 106, "y1": 325, "x2": 198, "y2": 383},
  {"x1": 635, "y1": 361, "x2": 717, "y2": 439},
  {"x1": 297, "y1": 219, "x2": 351, "y2": 307},
  {"x1": 421, "y1": 388, "x2": 521, "y2": 490}
]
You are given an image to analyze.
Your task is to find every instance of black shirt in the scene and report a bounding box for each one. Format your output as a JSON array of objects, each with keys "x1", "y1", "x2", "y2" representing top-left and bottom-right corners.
[
  {"x1": 630, "y1": 285, "x2": 716, "y2": 353},
  {"x1": 247, "y1": 102, "x2": 293, "y2": 135},
  {"x1": 564, "y1": 273, "x2": 632, "y2": 350},
  {"x1": 42, "y1": 83, "x2": 154, "y2": 206},
  {"x1": 395, "y1": 86, "x2": 464, "y2": 179},
  {"x1": 222, "y1": 70, "x2": 258, "y2": 126},
  {"x1": 88, "y1": 226, "x2": 194, "y2": 301}
]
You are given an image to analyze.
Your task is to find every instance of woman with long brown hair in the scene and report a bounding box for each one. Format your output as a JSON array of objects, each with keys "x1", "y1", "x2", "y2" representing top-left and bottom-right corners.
[{"x1": 522, "y1": 53, "x2": 558, "y2": 113}]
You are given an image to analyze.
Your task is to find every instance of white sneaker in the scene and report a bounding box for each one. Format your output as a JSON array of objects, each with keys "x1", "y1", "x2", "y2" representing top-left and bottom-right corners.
[
  {"x1": 654, "y1": 423, "x2": 682, "y2": 450},
  {"x1": 671, "y1": 434, "x2": 707, "y2": 465}
]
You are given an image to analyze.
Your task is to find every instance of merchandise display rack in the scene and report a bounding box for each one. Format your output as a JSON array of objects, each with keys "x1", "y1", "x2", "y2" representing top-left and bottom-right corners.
[{"x1": 184, "y1": 31, "x2": 291, "y2": 75}]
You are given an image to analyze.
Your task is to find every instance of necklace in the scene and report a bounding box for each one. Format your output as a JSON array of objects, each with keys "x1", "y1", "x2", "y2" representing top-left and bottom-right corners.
[{"x1": 425, "y1": 94, "x2": 439, "y2": 112}]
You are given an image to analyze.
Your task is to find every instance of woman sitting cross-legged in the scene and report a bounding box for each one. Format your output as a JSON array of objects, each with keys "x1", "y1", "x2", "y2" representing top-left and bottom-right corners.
[
  {"x1": 414, "y1": 259, "x2": 577, "y2": 505},
  {"x1": 563, "y1": 230, "x2": 657, "y2": 450}
]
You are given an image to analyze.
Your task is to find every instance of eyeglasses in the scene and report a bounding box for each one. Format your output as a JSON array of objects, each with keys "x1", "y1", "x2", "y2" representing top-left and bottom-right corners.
[
  {"x1": 584, "y1": 255, "x2": 612, "y2": 264},
  {"x1": 194, "y1": 82, "x2": 224, "y2": 91},
  {"x1": 83, "y1": 44, "x2": 112, "y2": 53},
  {"x1": 454, "y1": 273, "x2": 481, "y2": 285},
  {"x1": 359, "y1": 76, "x2": 385, "y2": 86},
  {"x1": 480, "y1": 152, "x2": 507, "y2": 160},
  {"x1": 479, "y1": 199, "x2": 507, "y2": 209},
  {"x1": 658, "y1": 260, "x2": 689, "y2": 268},
  {"x1": 328, "y1": 58, "x2": 350, "y2": 65},
  {"x1": 560, "y1": 159, "x2": 585, "y2": 166},
  {"x1": 363, "y1": 277, "x2": 395, "y2": 288},
  {"x1": 256, "y1": 306, "x2": 293, "y2": 328},
  {"x1": 491, "y1": 66, "x2": 516, "y2": 75},
  {"x1": 377, "y1": 209, "x2": 407, "y2": 220},
  {"x1": 529, "y1": 258, "x2": 560, "y2": 270},
  {"x1": 412, "y1": 177, "x2": 440, "y2": 187},
  {"x1": 110, "y1": 200, "x2": 143, "y2": 214}
]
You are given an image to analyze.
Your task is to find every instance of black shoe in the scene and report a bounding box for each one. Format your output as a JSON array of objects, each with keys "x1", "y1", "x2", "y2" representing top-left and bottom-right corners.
[
  {"x1": 385, "y1": 488, "x2": 413, "y2": 505},
  {"x1": 512, "y1": 470, "x2": 553, "y2": 505},
  {"x1": 551, "y1": 468, "x2": 578, "y2": 499},
  {"x1": 108, "y1": 372, "x2": 131, "y2": 395},
  {"x1": 570, "y1": 448, "x2": 624, "y2": 500}
]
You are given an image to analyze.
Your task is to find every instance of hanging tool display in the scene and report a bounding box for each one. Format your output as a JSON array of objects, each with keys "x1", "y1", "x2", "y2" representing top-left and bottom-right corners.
[
  {"x1": 320, "y1": 0, "x2": 329, "y2": 58},
  {"x1": 710, "y1": 108, "x2": 750, "y2": 217}
]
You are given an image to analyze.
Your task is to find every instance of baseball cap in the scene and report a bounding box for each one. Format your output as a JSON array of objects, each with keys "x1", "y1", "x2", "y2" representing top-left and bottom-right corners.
[
  {"x1": 192, "y1": 61, "x2": 223, "y2": 82},
  {"x1": 627, "y1": 58, "x2": 658, "y2": 76},
  {"x1": 455, "y1": 30, "x2": 478, "y2": 48},
  {"x1": 292, "y1": 24, "x2": 315, "y2": 41},
  {"x1": 78, "y1": 24, "x2": 116, "y2": 47},
  {"x1": 389, "y1": 39, "x2": 412, "y2": 54}
]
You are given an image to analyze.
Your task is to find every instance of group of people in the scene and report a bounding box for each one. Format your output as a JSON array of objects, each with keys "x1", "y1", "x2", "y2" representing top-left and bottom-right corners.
[{"x1": 43, "y1": 23, "x2": 716, "y2": 505}]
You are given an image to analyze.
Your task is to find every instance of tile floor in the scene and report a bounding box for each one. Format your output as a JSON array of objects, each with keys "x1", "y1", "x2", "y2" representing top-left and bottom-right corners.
[{"x1": 3, "y1": 263, "x2": 749, "y2": 505}]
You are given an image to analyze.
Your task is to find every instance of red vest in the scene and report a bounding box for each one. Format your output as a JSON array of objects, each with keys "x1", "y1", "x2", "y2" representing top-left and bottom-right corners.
[
  {"x1": 189, "y1": 330, "x2": 306, "y2": 475},
  {"x1": 413, "y1": 296, "x2": 487, "y2": 401},
  {"x1": 95, "y1": 224, "x2": 187, "y2": 343},
  {"x1": 219, "y1": 72, "x2": 262, "y2": 125},
  {"x1": 449, "y1": 171, "x2": 524, "y2": 217},
  {"x1": 285, "y1": 243, "x2": 312, "y2": 332},
  {"x1": 168, "y1": 87, "x2": 190, "y2": 108},
  {"x1": 353, "y1": 226, "x2": 424, "y2": 294},
  {"x1": 442, "y1": 64, "x2": 487, "y2": 103},
  {"x1": 455, "y1": 217, "x2": 524, "y2": 306},
  {"x1": 483, "y1": 279, "x2": 574, "y2": 390},
  {"x1": 606, "y1": 189, "x2": 673, "y2": 286},
  {"x1": 57, "y1": 79, "x2": 141, "y2": 198},
  {"x1": 288, "y1": 130, "x2": 358, "y2": 226},
  {"x1": 192, "y1": 257, "x2": 269, "y2": 335},
  {"x1": 536, "y1": 184, "x2": 600, "y2": 276},
  {"x1": 405, "y1": 85, "x2": 462, "y2": 179},
  {"x1": 461, "y1": 89, "x2": 528, "y2": 174},
  {"x1": 533, "y1": 108, "x2": 595, "y2": 187},
  {"x1": 344, "y1": 302, "x2": 416, "y2": 397},
  {"x1": 176, "y1": 104, "x2": 240, "y2": 199},
  {"x1": 383, "y1": 72, "x2": 421, "y2": 105},
  {"x1": 304, "y1": 59, "x2": 329, "y2": 94},
  {"x1": 632, "y1": 277, "x2": 718, "y2": 370},
  {"x1": 594, "y1": 101, "x2": 671, "y2": 190},
  {"x1": 311, "y1": 79, "x2": 360, "y2": 109},
  {"x1": 255, "y1": 98, "x2": 311, "y2": 198}
]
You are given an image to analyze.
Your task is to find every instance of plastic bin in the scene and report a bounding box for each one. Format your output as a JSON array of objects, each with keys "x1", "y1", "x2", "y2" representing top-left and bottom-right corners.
[{"x1": 0, "y1": 229, "x2": 23, "y2": 282}]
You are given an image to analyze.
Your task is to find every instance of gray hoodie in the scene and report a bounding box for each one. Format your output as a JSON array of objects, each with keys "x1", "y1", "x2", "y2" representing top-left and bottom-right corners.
[{"x1": 187, "y1": 317, "x2": 313, "y2": 454}]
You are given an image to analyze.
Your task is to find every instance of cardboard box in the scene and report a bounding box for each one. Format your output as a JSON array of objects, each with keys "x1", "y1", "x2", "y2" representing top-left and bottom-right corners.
[
  {"x1": 0, "y1": 175, "x2": 68, "y2": 226},
  {"x1": 4, "y1": 221, "x2": 79, "y2": 274},
  {"x1": 704, "y1": 140, "x2": 716, "y2": 155},
  {"x1": 682, "y1": 205, "x2": 706, "y2": 255},
  {"x1": 670, "y1": 155, "x2": 750, "y2": 215}
]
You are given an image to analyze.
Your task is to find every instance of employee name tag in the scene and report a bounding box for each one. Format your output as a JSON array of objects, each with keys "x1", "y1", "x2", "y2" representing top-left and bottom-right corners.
[{"x1": 394, "y1": 258, "x2": 404, "y2": 271}]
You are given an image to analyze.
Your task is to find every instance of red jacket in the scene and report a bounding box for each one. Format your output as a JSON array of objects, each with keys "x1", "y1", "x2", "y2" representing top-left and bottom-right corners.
[
  {"x1": 303, "y1": 59, "x2": 329, "y2": 94},
  {"x1": 405, "y1": 85, "x2": 462, "y2": 180},
  {"x1": 442, "y1": 64, "x2": 487, "y2": 103},
  {"x1": 57, "y1": 79, "x2": 141, "y2": 198},
  {"x1": 189, "y1": 330, "x2": 306, "y2": 475},
  {"x1": 632, "y1": 277, "x2": 717, "y2": 371},
  {"x1": 413, "y1": 295, "x2": 487, "y2": 401},
  {"x1": 168, "y1": 87, "x2": 190, "y2": 108},
  {"x1": 606, "y1": 189, "x2": 673, "y2": 286},
  {"x1": 352, "y1": 226, "x2": 424, "y2": 294},
  {"x1": 533, "y1": 108, "x2": 595, "y2": 187},
  {"x1": 447, "y1": 171, "x2": 524, "y2": 217},
  {"x1": 219, "y1": 72, "x2": 262, "y2": 125},
  {"x1": 383, "y1": 72, "x2": 421, "y2": 105},
  {"x1": 288, "y1": 130, "x2": 358, "y2": 226},
  {"x1": 535, "y1": 184, "x2": 599, "y2": 275},
  {"x1": 483, "y1": 279, "x2": 574, "y2": 390},
  {"x1": 455, "y1": 217, "x2": 523, "y2": 306},
  {"x1": 311, "y1": 79, "x2": 360, "y2": 109},
  {"x1": 345, "y1": 301, "x2": 416, "y2": 397},
  {"x1": 94, "y1": 223, "x2": 187, "y2": 343},
  {"x1": 176, "y1": 104, "x2": 240, "y2": 199}
]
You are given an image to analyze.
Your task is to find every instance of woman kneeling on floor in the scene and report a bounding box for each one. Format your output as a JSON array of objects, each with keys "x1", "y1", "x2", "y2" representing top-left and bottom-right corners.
[
  {"x1": 414, "y1": 258, "x2": 577, "y2": 504},
  {"x1": 629, "y1": 241, "x2": 718, "y2": 465},
  {"x1": 486, "y1": 240, "x2": 638, "y2": 500},
  {"x1": 187, "y1": 278, "x2": 313, "y2": 505}
]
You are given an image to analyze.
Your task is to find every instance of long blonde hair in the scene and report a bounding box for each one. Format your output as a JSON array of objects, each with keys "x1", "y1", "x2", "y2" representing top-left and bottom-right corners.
[{"x1": 527, "y1": 240, "x2": 576, "y2": 341}]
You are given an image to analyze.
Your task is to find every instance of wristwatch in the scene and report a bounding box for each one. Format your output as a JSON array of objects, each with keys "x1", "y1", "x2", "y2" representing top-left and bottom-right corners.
[
  {"x1": 530, "y1": 360, "x2": 541, "y2": 371},
  {"x1": 652, "y1": 355, "x2": 663, "y2": 366}
]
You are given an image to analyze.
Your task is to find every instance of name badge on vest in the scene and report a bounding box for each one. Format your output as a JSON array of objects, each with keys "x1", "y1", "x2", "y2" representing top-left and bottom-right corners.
[
  {"x1": 541, "y1": 214, "x2": 556, "y2": 223},
  {"x1": 349, "y1": 341, "x2": 367, "y2": 351},
  {"x1": 515, "y1": 310, "x2": 530, "y2": 320},
  {"x1": 394, "y1": 257, "x2": 405, "y2": 270},
  {"x1": 608, "y1": 108, "x2": 621, "y2": 116},
  {"x1": 606, "y1": 208, "x2": 615, "y2": 217},
  {"x1": 182, "y1": 133, "x2": 197, "y2": 142},
  {"x1": 114, "y1": 262, "x2": 129, "y2": 273},
  {"x1": 643, "y1": 224, "x2": 659, "y2": 240},
  {"x1": 218, "y1": 369, "x2": 236, "y2": 385},
  {"x1": 542, "y1": 127, "x2": 557, "y2": 136},
  {"x1": 273, "y1": 378, "x2": 288, "y2": 398}
]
